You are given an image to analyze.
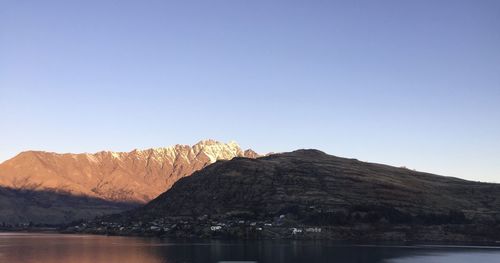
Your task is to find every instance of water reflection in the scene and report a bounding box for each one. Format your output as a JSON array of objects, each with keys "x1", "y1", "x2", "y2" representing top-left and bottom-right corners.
[{"x1": 0, "y1": 233, "x2": 499, "y2": 263}]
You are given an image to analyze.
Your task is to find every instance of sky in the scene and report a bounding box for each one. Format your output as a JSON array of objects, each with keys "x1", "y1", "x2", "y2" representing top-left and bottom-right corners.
[{"x1": 1, "y1": 0, "x2": 499, "y2": 182}]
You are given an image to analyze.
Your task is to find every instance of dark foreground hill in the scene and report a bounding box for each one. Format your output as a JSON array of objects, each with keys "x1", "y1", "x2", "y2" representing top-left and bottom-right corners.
[{"x1": 74, "y1": 150, "x2": 500, "y2": 242}]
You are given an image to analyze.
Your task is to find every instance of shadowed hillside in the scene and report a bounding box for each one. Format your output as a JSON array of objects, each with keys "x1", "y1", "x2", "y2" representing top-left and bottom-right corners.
[{"x1": 0, "y1": 186, "x2": 138, "y2": 226}]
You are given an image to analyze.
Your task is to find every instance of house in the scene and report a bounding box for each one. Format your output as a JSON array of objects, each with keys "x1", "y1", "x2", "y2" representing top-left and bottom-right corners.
[{"x1": 211, "y1": 225, "x2": 222, "y2": 231}]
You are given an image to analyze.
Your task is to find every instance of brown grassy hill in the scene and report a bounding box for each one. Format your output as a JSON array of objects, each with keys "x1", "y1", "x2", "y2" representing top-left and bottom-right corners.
[{"x1": 141, "y1": 149, "x2": 500, "y2": 219}]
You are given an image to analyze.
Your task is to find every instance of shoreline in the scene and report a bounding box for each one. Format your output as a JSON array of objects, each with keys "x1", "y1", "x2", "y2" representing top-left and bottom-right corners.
[
  {"x1": 2, "y1": 230, "x2": 500, "y2": 249},
  {"x1": 5, "y1": 226, "x2": 500, "y2": 248}
]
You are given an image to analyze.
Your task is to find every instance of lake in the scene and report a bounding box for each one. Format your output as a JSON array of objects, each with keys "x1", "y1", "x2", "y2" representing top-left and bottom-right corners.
[{"x1": 1, "y1": 233, "x2": 500, "y2": 263}]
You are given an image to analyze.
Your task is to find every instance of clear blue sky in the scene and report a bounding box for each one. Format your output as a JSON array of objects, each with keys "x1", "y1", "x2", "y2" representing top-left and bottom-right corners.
[{"x1": 1, "y1": 0, "x2": 499, "y2": 182}]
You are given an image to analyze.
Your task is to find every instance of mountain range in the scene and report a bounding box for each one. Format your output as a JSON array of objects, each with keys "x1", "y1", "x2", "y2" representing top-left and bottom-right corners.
[
  {"x1": 0, "y1": 140, "x2": 258, "y2": 225},
  {"x1": 4, "y1": 141, "x2": 500, "y2": 242}
]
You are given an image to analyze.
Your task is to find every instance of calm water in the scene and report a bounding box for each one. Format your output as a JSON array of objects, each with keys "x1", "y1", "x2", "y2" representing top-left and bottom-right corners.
[{"x1": 1, "y1": 233, "x2": 500, "y2": 263}]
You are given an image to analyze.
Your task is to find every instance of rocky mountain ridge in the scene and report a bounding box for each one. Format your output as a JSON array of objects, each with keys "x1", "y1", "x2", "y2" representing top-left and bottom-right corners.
[{"x1": 0, "y1": 140, "x2": 259, "y2": 224}]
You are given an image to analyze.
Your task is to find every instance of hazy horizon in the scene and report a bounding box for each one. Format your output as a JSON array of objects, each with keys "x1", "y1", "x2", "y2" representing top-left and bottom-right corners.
[{"x1": 1, "y1": 0, "x2": 499, "y2": 182}]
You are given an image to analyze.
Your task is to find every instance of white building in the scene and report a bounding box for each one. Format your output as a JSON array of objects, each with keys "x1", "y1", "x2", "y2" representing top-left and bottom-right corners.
[{"x1": 211, "y1": 225, "x2": 222, "y2": 231}]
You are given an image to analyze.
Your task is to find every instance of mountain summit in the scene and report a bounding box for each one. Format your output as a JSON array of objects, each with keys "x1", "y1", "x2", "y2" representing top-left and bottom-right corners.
[{"x1": 0, "y1": 140, "x2": 259, "y2": 224}]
